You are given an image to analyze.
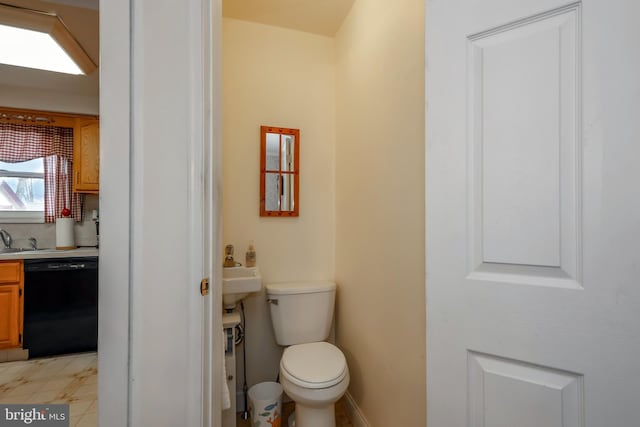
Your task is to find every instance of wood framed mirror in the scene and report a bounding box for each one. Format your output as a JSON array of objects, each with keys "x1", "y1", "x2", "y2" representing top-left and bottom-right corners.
[{"x1": 260, "y1": 126, "x2": 300, "y2": 216}]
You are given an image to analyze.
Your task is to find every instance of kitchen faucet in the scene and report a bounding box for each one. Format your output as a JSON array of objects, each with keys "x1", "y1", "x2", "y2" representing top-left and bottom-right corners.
[{"x1": 0, "y1": 229, "x2": 12, "y2": 248}]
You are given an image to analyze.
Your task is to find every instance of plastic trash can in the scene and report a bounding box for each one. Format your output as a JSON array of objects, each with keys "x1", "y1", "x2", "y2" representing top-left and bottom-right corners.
[{"x1": 248, "y1": 381, "x2": 283, "y2": 427}]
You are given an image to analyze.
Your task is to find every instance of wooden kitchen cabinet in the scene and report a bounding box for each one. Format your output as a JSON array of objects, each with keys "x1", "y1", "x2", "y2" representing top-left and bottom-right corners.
[
  {"x1": 73, "y1": 118, "x2": 100, "y2": 194},
  {"x1": 0, "y1": 260, "x2": 23, "y2": 350}
]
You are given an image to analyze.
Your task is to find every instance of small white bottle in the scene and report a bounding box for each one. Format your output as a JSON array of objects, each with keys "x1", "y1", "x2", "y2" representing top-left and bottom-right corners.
[{"x1": 245, "y1": 242, "x2": 256, "y2": 267}]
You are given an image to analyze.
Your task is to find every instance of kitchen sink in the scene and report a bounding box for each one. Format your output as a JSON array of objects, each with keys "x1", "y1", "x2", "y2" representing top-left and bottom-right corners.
[
  {"x1": 0, "y1": 248, "x2": 23, "y2": 253},
  {"x1": 0, "y1": 248, "x2": 54, "y2": 254},
  {"x1": 222, "y1": 266, "x2": 262, "y2": 308}
]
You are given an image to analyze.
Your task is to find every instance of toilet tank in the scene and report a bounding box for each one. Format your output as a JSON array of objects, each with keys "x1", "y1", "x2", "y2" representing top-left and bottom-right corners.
[{"x1": 266, "y1": 281, "x2": 336, "y2": 346}]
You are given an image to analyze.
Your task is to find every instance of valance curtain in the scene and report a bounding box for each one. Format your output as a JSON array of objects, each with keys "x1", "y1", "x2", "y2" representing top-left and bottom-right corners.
[{"x1": 0, "y1": 122, "x2": 82, "y2": 222}]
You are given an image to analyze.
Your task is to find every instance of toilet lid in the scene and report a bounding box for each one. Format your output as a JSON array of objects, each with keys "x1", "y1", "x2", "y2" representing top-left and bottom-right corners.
[{"x1": 280, "y1": 342, "x2": 347, "y2": 389}]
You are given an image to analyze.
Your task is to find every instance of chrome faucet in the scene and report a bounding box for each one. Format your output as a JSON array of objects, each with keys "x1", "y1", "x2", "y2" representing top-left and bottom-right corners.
[
  {"x1": 0, "y1": 229, "x2": 12, "y2": 248},
  {"x1": 28, "y1": 237, "x2": 37, "y2": 250},
  {"x1": 223, "y1": 244, "x2": 236, "y2": 267}
]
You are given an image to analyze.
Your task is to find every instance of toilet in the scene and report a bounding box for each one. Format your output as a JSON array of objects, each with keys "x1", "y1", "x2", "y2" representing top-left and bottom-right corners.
[{"x1": 266, "y1": 281, "x2": 349, "y2": 427}]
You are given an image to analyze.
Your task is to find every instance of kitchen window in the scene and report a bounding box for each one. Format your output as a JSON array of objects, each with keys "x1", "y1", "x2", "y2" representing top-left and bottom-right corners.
[
  {"x1": 0, "y1": 119, "x2": 82, "y2": 223},
  {"x1": 0, "y1": 158, "x2": 45, "y2": 223}
]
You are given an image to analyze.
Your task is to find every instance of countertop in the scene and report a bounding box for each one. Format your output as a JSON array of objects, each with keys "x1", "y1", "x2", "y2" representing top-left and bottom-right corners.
[{"x1": 0, "y1": 247, "x2": 99, "y2": 261}]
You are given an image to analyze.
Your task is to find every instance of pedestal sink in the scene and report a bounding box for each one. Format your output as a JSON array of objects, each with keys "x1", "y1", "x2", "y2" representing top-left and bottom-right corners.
[{"x1": 222, "y1": 266, "x2": 262, "y2": 308}]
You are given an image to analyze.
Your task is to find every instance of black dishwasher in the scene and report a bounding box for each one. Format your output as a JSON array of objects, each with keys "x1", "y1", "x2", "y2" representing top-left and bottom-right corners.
[{"x1": 23, "y1": 257, "x2": 98, "y2": 358}]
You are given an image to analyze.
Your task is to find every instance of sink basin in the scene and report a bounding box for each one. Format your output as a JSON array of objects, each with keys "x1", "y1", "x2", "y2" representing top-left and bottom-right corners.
[
  {"x1": 0, "y1": 248, "x2": 54, "y2": 254},
  {"x1": 222, "y1": 266, "x2": 262, "y2": 308},
  {"x1": 0, "y1": 248, "x2": 23, "y2": 253}
]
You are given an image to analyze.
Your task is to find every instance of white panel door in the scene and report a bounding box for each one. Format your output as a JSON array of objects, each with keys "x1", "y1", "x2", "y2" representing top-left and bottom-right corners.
[{"x1": 426, "y1": 1, "x2": 640, "y2": 426}]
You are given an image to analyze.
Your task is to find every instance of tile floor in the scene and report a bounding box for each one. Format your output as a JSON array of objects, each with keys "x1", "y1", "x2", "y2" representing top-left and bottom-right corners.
[
  {"x1": 0, "y1": 352, "x2": 97, "y2": 427},
  {"x1": 237, "y1": 397, "x2": 353, "y2": 427},
  {"x1": 2, "y1": 354, "x2": 354, "y2": 427}
]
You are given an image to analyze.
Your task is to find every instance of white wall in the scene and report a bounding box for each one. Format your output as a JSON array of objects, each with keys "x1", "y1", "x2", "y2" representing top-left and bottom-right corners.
[
  {"x1": 334, "y1": 0, "x2": 426, "y2": 425},
  {"x1": 0, "y1": 84, "x2": 99, "y2": 116},
  {"x1": 223, "y1": 18, "x2": 336, "y2": 393}
]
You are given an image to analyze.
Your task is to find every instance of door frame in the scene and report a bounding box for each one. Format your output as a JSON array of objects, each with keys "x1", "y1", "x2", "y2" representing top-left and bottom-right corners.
[
  {"x1": 99, "y1": 0, "x2": 222, "y2": 425},
  {"x1": 97, "y1": 0, "x2": 131, "y2": 425}
]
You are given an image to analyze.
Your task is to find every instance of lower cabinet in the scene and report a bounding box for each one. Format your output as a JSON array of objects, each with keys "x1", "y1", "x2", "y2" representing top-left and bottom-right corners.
[{"x1": 0, "y1": 261, "x2": 23, "y2": 350}]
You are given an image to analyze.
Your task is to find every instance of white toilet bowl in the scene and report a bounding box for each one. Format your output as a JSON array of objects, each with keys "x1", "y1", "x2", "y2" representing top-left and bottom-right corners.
[
  {"x1": 279, "y1": 341, "x2": 349, "y2": 427},
  {"x1": 265, "y1": 282, "x2": 349, "y2": 426}
]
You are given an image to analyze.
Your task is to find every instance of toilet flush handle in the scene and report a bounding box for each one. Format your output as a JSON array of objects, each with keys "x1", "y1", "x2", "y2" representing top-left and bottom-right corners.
[{"x1": 267, "y1": 298, "x2": 278, "y2": 305}]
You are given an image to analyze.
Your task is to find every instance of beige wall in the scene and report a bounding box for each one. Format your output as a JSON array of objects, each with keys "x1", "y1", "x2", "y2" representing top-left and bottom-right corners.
[
  {"x1": 334, "y1": 0, "x2": 426, "y2": 425},
  {"x1": 223, "y1": 1, "x2": 425, "y2": 422},
  {"x1": 222, "y1": 18, "x2": 336, "y2": 394}
]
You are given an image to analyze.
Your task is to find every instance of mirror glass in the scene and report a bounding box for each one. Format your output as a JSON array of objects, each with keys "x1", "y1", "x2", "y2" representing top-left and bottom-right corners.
[
  {"x1": 260, "y1": 126, "x2": 299, "y2": 217},
  {"x1": 265, "y1": 133, "x2": 280, "y2": 170},
  {"x1": 281, "y1": 135, "x2": 295, "y2": 172},
  {"x1": 281, "y1": 174, "x2": 294, "y2": 211},
  {"x1": 265, "y1": 173, "x2": 280, "y2": 211}
]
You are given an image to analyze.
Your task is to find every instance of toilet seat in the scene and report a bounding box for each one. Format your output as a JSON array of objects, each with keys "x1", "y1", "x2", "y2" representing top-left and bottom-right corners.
[{"x1": 280, "y1": 342, "x2": 347, "y2": 389}]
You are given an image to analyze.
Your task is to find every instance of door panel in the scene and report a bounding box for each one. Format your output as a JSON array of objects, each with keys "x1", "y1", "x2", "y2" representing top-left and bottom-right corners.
[
  {"x1": 469, "y1": 5, "x2": 579, "y2": 274},
  {"x1": 426, "y1": 1, "x2": 640, "y2": 426},
  {"x1": 468, "y1": 352, "x2": 583, "y2": 427},
  {"x1": 73, "y1": 119, "x2": 100, "y2": 193}
]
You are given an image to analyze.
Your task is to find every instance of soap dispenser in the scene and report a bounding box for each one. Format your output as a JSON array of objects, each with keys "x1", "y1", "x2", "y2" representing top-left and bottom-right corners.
[{"x1": 245, "y1": 242, "x2": 256, "y2": 267}]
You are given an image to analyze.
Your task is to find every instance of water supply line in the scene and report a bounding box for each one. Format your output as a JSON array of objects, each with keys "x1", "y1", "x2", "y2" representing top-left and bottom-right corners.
[{"x1": 239, "y1": 301, "x2": 250, "y2": 420}]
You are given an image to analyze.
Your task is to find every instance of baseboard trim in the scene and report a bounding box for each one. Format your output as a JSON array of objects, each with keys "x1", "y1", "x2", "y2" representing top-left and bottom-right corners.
[
  {"x1": 0, "y1": 348, "x2": 28, "y2": 362},
  {"x1": 343, "y1": 391, "x2": 370, "y2": 427}
]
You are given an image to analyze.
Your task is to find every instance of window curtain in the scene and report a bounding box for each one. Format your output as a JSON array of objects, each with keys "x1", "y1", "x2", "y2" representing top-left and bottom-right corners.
[{"x1": 0, "y1": 122, "x2": 83, "y2": 222}]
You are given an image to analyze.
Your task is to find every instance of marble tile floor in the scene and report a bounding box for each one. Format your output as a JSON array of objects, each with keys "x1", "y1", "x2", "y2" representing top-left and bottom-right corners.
[
  {"x1": 237, "y1": 397, "x2": 353, "y2": 427},
  {"x1": 0, "y1": 352, "x2": 97, "y2": 427}
]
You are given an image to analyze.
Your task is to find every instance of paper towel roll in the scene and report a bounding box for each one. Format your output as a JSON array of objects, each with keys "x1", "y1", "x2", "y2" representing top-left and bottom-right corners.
[{"x1": 56, "y1": 218, "x2": 76, "y2": 250}]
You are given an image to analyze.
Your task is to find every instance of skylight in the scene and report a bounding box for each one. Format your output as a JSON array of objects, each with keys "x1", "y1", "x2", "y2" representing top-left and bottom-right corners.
[
  {"x1": 0, "y1": 4, "x2": 96, "y2": 76},
  {"x1": 0, "y1": 24, "x2": 83, "y2": 75}
]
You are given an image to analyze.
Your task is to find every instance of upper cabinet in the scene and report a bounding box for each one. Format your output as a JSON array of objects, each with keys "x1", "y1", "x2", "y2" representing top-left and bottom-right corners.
[{"x1": 73, "y1": 118, "x2": 99, "y2": 194}]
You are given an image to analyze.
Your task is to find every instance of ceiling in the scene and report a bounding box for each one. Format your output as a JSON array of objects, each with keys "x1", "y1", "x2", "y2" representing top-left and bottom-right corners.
[
  {"x1": 223, "y1": 0, "x2": 356, "y2": 37},
  {"x1": 0, "y1": 0, "x2": 99, "y2": 97},
  {"x1": 0, "y1": 0, "x2": 353, "y2": 101}
]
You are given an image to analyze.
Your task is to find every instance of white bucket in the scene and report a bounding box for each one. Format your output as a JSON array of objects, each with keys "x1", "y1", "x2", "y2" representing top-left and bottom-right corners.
[{"x1": 248, "y1": 381, "x2": 283, "y2": 427}]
